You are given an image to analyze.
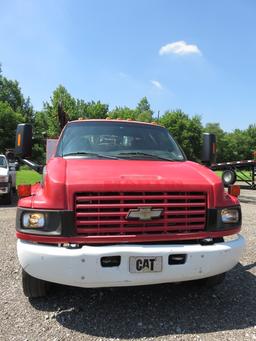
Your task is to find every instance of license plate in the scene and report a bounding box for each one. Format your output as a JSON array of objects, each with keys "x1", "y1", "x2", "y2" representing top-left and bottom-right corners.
[{"x1": 129, "y1": 256, "x2": 162, "y2": 273}]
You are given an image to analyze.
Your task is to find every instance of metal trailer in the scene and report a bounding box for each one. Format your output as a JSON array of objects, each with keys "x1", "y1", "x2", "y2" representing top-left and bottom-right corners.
[{"x1": 210, "y1": 160, "x2": 256, "y2": 189}]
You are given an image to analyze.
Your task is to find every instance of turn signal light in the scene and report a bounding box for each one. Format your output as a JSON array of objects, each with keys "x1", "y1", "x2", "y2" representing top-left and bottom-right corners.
[
  {"x1": 17, "y1": 133, "x2": 21, "y2": 147},
  {"x1": 228, "y1": 185, "x2": 240, "y2": 197},
  {"x1": 17, "y1": 184, "x2": 31, "y2": 198}
]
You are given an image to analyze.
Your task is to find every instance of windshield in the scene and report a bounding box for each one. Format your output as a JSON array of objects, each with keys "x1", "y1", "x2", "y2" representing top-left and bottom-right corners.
[
  {"x1": 56, "y1": 121, "x2": 186, "y2": 161},
  {"x1": 0, "y1": 156, "x2": 7, "y2": 168}
]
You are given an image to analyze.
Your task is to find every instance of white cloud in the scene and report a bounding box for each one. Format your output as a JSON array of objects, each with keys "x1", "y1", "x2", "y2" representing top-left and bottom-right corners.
[
  {"x1": 159, "y1": 41, "x2": 201, "y2": 56},
  {"x1": 151, "y1": 80, "x2": 163, "y2": 90}
]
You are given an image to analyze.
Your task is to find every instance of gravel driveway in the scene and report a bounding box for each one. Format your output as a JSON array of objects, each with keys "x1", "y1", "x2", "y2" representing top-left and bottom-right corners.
[{"x1": 0, "y1": 197, "x2": 255, "y2": 341}]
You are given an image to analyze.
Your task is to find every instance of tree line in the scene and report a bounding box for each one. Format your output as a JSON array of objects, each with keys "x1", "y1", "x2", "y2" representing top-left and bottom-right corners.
[{"x1": 0, "y1": 66, "x2": 255, "y2": 164}]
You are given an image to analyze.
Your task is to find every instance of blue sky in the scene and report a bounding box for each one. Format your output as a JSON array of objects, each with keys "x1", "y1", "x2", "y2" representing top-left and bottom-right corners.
[{"x1": 1, "y1": 0, "x2": 256, "y2": 131}]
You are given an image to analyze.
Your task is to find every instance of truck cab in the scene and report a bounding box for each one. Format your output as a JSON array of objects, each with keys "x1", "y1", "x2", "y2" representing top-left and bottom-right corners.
[{"x1": 15, "y1": 120, "x2": 245, "y2": 298}]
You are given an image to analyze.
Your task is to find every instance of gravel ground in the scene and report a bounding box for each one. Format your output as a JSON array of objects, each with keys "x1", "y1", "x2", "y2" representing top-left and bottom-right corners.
[{"x1": 0, "y1": 196, "x2": 255, "y2": 341}]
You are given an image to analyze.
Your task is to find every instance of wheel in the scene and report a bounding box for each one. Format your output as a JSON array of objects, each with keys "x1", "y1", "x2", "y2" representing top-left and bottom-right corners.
[
  {"x1": 198, "y1": 272, "x2": 226, "y2": 288},
  {"x1": 222, "y1": 170, "x2": 236, "y2": 186},
  {"x1": 2, "y1": 185, "x2": 12, "y2": 204},
  {"x1": 22, "y1": 269, "x2": 50, "y2": 298}
]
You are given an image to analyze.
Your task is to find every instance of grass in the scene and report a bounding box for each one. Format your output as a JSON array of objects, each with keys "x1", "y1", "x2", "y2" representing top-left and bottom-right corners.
[{"x1": 16, "y1": 169, "x2": 42, "y2": 186}]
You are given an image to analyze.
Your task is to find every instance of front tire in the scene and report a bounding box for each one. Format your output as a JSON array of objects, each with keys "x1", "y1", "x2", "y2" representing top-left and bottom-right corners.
[
  {"x1": 22, "y1": 269, "x2": 50, "y2": 298},
  {"x1": 3, "y1": 185, "x2": 12, "y2": 204}
]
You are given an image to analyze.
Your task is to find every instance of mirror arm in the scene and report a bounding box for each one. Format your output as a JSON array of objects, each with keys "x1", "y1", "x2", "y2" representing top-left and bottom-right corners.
[
  {"x1": 201, "y1": 160, "x2": 212, "y2": 167},
  {"x1": 19, "y1": 158, "x2": 44, "y2": 174}
]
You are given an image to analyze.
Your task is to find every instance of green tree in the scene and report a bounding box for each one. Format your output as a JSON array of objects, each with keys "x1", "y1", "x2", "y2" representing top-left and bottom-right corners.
[
  {"x1": 223, "y1": 129, "x2": 252, "y2": 161},
  {"x1": 43, "y1": 86, "x2": 109, "y2": 137},
  {"x1": 160, "y1": 110, "x2": 203, "y2": 161},
  {"x1": 43, "y1": 85, "x2": 77, "y2": 137},
  {"x1": 23, "y1": 97, "x2": 34, "y2": 123},
  {"x1": 136, "y1": 96, "x2": 152, "y2": 113},
  {"x1": 109, "y1": 106, "x2": 136, "y2": 120},
  {"x1": 32, "y1": 111, "x2": 49, "y2": 163},
  {"x1": 246, "y1": 124, "x2": 256, "y2": 159},
  {"x1": 82, "y1": 101, "x2": 109, "y2": 119},
  {"x1": 0, "y1": 102, "x2": 24, "y2": 151},
  {"x1": 109, "y1": 97, "x2": 154, "y2": 122},
  {"x1": 0, "y1": 66, "x2": 32, "y2": 152},
  {"x1": 0, "y1": 67, "x2": 34, "y2": 122},
  {"x1": 135, "y1": 97, "x2": 154, "y2": 122}
]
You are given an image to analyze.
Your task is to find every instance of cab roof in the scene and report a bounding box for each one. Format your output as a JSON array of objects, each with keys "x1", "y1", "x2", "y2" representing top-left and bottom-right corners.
[{"x1": 68, "y1": 119, "x2": 162, "y2": 127}]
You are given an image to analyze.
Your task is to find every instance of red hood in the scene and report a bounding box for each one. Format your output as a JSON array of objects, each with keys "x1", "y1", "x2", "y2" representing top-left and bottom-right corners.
[
  {"x1": 25, "y1": 157, "x2": 236, "y2": 210},
  {"x1": 64, "y1": 159, "x2": 218, "y2": 188}
]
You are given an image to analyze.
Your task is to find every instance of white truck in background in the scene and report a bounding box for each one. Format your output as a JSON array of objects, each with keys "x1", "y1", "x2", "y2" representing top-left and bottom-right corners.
[{"x1": 0, "y1": 154, "x2": 17, "y2": 204}]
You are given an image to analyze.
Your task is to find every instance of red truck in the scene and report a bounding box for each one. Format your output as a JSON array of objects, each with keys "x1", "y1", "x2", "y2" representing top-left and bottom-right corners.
[{"x1": 15, "y1": 120, "x2": 245, "y2": 298}]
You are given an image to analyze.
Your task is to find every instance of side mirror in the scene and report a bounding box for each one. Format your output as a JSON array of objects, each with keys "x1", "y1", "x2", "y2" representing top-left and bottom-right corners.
[
  {"x1": 201, "y1": 133, "x2": 216, "y2": 165},
  {"x1": 15, "y1": 124, "x2": 32, "y2": 158}
]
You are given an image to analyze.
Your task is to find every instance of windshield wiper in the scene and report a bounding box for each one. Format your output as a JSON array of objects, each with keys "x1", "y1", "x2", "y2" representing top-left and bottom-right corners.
[
  {"x1": 116, "y1": 152, "x2": 175, "y2": 161},
  {"x1": 63, "y1": 152, "x2": 120, "y2": 160}
]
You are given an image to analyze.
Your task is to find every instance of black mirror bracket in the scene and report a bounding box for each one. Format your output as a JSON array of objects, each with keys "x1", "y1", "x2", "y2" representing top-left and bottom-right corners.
[{"x1": 18, "y1": 158, "x2": 44, "y2": 174}]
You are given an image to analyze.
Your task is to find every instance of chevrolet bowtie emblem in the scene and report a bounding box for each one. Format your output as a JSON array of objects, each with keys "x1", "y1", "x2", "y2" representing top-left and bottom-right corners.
[{"x1": 126, "y1": 207, "x2": 163, "y2": 221}]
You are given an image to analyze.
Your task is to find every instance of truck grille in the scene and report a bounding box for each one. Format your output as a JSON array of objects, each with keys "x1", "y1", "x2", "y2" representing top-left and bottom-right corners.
[{"x1": 75, "y1": 192, "x2": 207, "y2": 236}]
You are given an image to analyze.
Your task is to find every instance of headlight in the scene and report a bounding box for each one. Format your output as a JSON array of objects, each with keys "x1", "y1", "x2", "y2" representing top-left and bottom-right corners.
[
  {"x1": 17, "y1": 209, "x2": 74, "y2": 236},
  {"x1": 22, "y1": 212, "x2": 45, "y2": 228},
  {"x1": 221, "y1": 208, "x2": 239, "y2": 223}
]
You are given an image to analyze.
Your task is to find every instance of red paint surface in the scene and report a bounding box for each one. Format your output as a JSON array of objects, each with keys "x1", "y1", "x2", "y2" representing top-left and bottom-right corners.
[
  {"x1": 19, "y1": 158, "x2": 239, "y2": 210},
  {"x1": 17, "y1": 227, "x2": 241, "y2": 245},
  {"x1": 75, "y1": 191, "x2": 207, "y2": 236},
  {"x1": 17, "y1": 123, "x2": 240, "y2": 244}
]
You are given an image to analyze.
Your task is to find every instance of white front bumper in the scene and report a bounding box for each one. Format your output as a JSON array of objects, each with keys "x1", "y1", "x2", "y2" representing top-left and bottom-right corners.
[{"x1": 17, "y1": 235, "x2": 245, "y2": 288}]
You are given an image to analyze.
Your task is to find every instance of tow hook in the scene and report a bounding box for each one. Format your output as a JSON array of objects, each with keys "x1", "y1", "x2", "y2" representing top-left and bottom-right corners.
[
  {"x1": 200, "y1": 238, "x2": 214, "y2": 246},
  {"x1": 62, "y1": 243, "x2": 80, "y2": 249}
]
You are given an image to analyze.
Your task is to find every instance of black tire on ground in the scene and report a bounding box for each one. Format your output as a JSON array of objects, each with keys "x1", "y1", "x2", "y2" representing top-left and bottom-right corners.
[
  {"x1": 3, "y1": 185, "x2": 12, "y2": 204},
  {"x1": 222, "y1": 170, "x2": 237, "y2": 186},
  {"x1": 198, "y1": 272, "x2": 226, "y2": 288},
  {"x1": 22, "y1": 269, "x2": 50, "y2": 298}
]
